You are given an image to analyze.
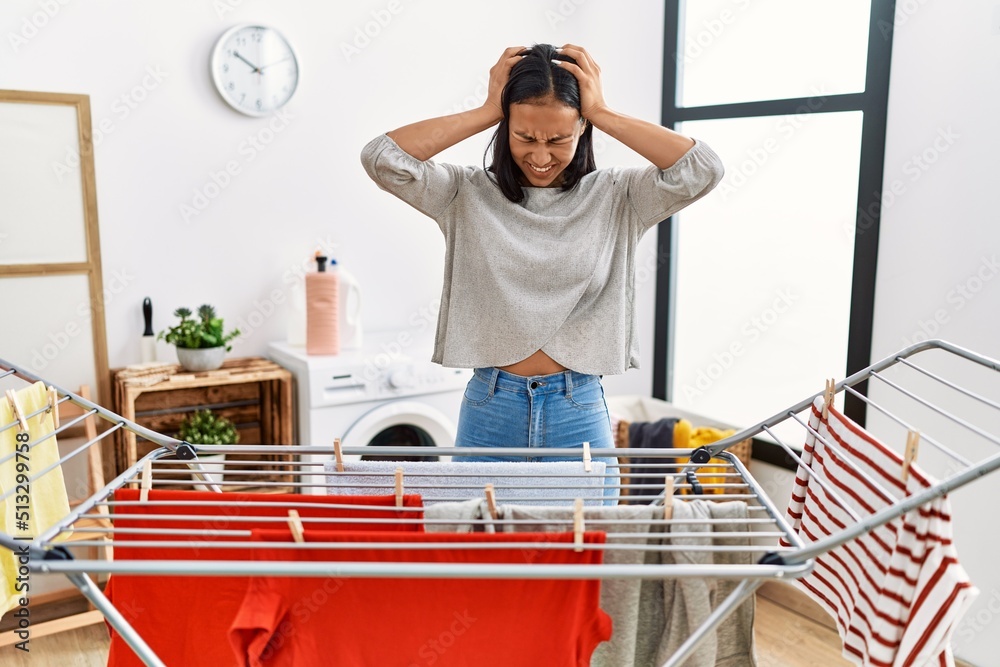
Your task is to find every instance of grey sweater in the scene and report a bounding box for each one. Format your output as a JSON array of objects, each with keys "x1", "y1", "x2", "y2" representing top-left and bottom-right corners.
[{"x1": 360, "y1": 133, "x2": 724, "y2": 375}]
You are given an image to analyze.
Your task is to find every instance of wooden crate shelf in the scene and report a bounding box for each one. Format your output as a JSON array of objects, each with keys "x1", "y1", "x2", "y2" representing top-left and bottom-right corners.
[{"x1": 110, "y1": 357, "x2": 295, "y2": 492}]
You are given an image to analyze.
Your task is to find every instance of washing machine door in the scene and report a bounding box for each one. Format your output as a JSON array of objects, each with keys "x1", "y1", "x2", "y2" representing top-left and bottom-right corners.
[{"x1": 341, "y1": 400, "x2": 455, "y2": 462}]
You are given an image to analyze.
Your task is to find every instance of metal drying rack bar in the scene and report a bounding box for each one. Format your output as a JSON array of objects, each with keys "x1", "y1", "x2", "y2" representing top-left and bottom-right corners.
[{"x1": 1, "y1": 338, "x2": 999, "y2": 667}]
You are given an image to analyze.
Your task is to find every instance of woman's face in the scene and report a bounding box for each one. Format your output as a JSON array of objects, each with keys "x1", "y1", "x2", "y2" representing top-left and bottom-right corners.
[{"x1": 507, "y1": 99, "x2": 586, "y2": 187}]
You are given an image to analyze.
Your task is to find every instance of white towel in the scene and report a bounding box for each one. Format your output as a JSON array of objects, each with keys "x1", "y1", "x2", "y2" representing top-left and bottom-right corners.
[{"x1": 325, "y1": 460, "x2": 608, "y2": 506}]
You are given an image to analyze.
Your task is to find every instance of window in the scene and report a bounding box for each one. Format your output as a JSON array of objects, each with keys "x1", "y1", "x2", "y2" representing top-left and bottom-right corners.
[{"x1": 655, "y1": 0, "x2": 895, "y2": 453}]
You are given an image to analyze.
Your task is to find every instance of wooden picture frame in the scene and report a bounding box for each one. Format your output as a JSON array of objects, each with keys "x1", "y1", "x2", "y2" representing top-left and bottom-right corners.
[{"x1": 0, "y1": 90, "x2": 109, "y2": 407}]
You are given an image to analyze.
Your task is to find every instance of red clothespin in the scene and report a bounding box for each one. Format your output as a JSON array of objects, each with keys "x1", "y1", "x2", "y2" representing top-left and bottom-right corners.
[
  {"x1": 287, "y1": 510, "x2": 305, "y2": 544},
  {"x1": 822, "y1": 378, "x2": 836, "y2": 420},
  {"x1": 333, "y1": 437, "x2": 344, "y2": 472},
  {"x1": 902, "y1": 431, "x2": 920, "y2": 483},
  {"x1": 573, "y1": 498, "x2": 584, "y2": 553},
  {"x1": 395, "y1": 467, "x2": 404, "y2": 508},
  {"x1": 484, "y1": 483, "x2": 499, "y2": 520}
]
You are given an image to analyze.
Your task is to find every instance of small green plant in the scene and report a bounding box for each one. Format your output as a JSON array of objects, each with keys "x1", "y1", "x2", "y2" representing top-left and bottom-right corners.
[
  {"x1": 158, "y1": 304, "x2": 240, "y2": 350},
  {"x1": 176, "y1": 409, "x2": 239, "y2": 445}
]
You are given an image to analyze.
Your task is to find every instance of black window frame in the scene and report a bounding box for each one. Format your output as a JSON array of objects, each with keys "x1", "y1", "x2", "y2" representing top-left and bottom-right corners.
[{"x1": 652, "y1": 0, "x2": 897, "y2": 467}]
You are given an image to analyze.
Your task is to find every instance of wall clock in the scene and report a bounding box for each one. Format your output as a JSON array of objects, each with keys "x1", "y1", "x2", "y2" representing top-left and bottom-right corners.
[{"x1": 211, "y1": 24, "x2": 299, "y2": 116}]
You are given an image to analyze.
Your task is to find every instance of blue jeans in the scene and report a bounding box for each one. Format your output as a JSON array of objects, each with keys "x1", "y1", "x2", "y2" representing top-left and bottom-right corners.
[{"x1": 455, "y1": 367, "x2": 619, "y2": 504}]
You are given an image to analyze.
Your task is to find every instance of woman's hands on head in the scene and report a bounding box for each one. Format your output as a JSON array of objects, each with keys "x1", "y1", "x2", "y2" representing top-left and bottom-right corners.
[
  {"x1": 552, "y1": 44, "x2": 608, "y2": 121},
  {"x1": 484, "y1": 46, "x2": 528, "y2": 124}
]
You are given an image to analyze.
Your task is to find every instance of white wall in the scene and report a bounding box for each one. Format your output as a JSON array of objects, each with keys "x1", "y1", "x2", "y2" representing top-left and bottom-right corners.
[
  {"x1": 871, "y1": 2, "x2": 1000, "y2": 664},
  {"x1": 0, "y1": 0, "x2": 663, "y2": 398}
]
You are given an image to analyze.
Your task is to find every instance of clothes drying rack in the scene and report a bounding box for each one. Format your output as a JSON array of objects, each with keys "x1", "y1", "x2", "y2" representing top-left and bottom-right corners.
[{"x1": 1, "y1": 338, "x2": 999, "y2": 667}]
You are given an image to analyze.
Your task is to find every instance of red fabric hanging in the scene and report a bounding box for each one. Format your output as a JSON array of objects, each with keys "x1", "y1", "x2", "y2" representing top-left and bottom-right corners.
[
  {"x1": 229, "y1": 529, "x2": 612, "y2": 667},
  {"x1": 105, "y1": 489, "x2": 424, "y2": 667}
]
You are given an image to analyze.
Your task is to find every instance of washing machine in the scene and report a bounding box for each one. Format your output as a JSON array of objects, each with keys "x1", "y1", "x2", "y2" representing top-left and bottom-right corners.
[{"x1": 268, "y1": 333, "x2": 471, "y2": 493}]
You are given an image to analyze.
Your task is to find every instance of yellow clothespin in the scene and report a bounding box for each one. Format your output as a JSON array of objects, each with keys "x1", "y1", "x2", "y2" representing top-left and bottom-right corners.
[
  {"x1": 333, "y1": 437, "x2": 344, "y2": 472},
  {"x1": 822, "y1": 378, "x2": 836, "y2": 420},
  {"x1": 395, "y1": 467, "x2": 404, "y2": 508},
  {"x1": 582, "y1": 441, "x2": 592, "y2": 473},
  {"x1": 287, "y1": 510, "x2": 305, "y2": 544},
  {"x1": 4, "y1": 389, "x2": 29, "y2": 432},
  {"x1": 902, "y1": 431, "x2": 920, "y2": 483},
  {"x1": 140, "y1": 459, "x2": 153, "y2": 502},
  {"x1": 664, "y1": 476, "x2": 675, "y2": 520},
  {"x1": 46, "y1": 386, "x2": 60, "y2": 429},
  {"x1": 484, "y1": 483, "x2": 499, "y2": 520},
  {"x1": 573, "y1": 498, "x2": 584, "y2": 553}
]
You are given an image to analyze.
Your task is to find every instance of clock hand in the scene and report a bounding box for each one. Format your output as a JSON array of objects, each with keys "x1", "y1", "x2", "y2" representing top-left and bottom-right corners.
[
  {"x1": 259, "y1": 56, "x2": 293, "y2": 71},
  {"x1": 233, "y1": 51, "x2": 261, "y2": 73}
]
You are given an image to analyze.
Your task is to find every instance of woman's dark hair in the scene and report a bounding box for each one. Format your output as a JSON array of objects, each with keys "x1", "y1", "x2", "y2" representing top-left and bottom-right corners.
[{"x1": 485, "y1": 43, "x2": 596, "y2": 203}]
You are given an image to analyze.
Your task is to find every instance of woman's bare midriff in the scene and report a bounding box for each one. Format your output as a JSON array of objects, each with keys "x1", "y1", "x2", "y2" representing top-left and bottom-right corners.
[{"x1": 499, "y1": 350, "x2": 568, "y2": 377}]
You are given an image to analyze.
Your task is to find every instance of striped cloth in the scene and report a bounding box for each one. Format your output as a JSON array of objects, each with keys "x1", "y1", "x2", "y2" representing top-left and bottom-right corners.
[{"x1": 779, "y1": 397, "x2": 978, "y2": 667}]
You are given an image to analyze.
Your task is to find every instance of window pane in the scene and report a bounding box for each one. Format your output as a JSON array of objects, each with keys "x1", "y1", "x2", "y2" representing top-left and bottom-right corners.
[
  {"x1": 679, "y1": 0, "x2": 871, "y2": 107},
  {"x1": 671, "y1": 112, "x2": 863, "y2": 444}
]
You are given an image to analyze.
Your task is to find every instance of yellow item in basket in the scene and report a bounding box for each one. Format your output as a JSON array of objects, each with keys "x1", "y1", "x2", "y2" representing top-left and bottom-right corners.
[
  {"x1": 0, "y1": 381, "x2": 71, "y2": 617},
  {"x1": 681, "y1": 426, "x2": 737, "y2": 496}
]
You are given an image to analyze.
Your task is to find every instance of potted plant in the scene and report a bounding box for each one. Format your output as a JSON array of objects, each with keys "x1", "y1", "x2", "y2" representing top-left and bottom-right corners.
[
  {"x1": 177, "y1": 409, "x2": 239, "y2": 490},
  {"x1": 158, "y1": 304, "x2": 240, "y2": 372}
]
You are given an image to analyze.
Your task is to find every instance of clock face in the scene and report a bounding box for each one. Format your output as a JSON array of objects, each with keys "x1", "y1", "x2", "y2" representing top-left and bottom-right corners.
[{"x1": 211, "y1": 25, "x2": 299, "y2": 116}]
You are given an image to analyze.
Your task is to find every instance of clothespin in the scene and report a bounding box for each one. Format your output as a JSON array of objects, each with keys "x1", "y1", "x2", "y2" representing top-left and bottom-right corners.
[
  {"x1": 573, "y1": 498, "x2": 584, "y2": 553},
  {"x1": 46, "y1": 386, "x2": 60, "y2": 429},
  {"x1": 395, "y1": 467, "x2": 404, "y2": 508},
  {"x1": 140, "y1": 459, "x2": 153, "y2": 502},
  {"x1": 582, "y1": 441, "x2": 592, "y2": 473},
  {"x1": 484, "y1": 483, "x2": 499, "y2": 520},
  {"x1": 4, "y1": 389, "x2": 29, "y2": 433},
  {"x1": 902, "y1": 431, "x2": 920, "y2": 483},
  {"x1": 287, "y1": 510, "x2": 305, "y2": 544},
  {"x1": 333, "y1": 437, "x2": 344, "y2": 473},
  {"x1": 822, "y1": 378, "x2": 836, "y2": 420},
  {"x1": 663, "y1": 476, "x2": 675, "y2": 520}
]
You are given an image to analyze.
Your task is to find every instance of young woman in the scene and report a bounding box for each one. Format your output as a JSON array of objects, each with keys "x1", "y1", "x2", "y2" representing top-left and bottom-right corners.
[{"x1": 361, "y1": 44, "x2": 723, "y2": 497}]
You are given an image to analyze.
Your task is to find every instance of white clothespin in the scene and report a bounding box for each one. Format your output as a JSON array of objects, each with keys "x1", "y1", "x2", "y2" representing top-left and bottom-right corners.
[
  {"x1": 140, "y1": 459, "x2": 153, "y2": 502},
  {"x1": 582, "y1": 441, "x2": 592, "y2": 473},
  {"x1": 822, "y1": 378, "x2": 836, "y2": 420},
  {"x1": 484, "y1": 483, "x2": 499, "y2": 520},
  {"x1": 4, "y1": 389, "x2": 29, "y2": 432},
  {"x1": 46, "y1": 386, "x2": 60, "y2": 429},
  {"x1": 333, "y1": 437, "x2": 344, "y2": 472},
  {"x1": 663, "y1": 476, "x2": 675, "y2": 520},
  {"x1": 902, "y1": 431, "x2": 920, "y2": 483},
  {"x1": 395, "y1": 467, "x2": 404, "y2": 508},
  {"x1": 573, "y1": 498, "x2": 584, "y2": 553},
  {"x1": 287, "y1": 510, "x2": 305, "y2": 544}
]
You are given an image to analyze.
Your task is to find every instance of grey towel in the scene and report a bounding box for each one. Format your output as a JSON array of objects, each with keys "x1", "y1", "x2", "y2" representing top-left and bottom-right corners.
[
  {"x1": 423, "y1": 498, "x2": 493, "y2": 533},
  {"x1": 324, "y1": 460, "x2": 608, "y2": 506},
  {"x1": 498, "y1": 500, "x2": 756, "y2": 667}
]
